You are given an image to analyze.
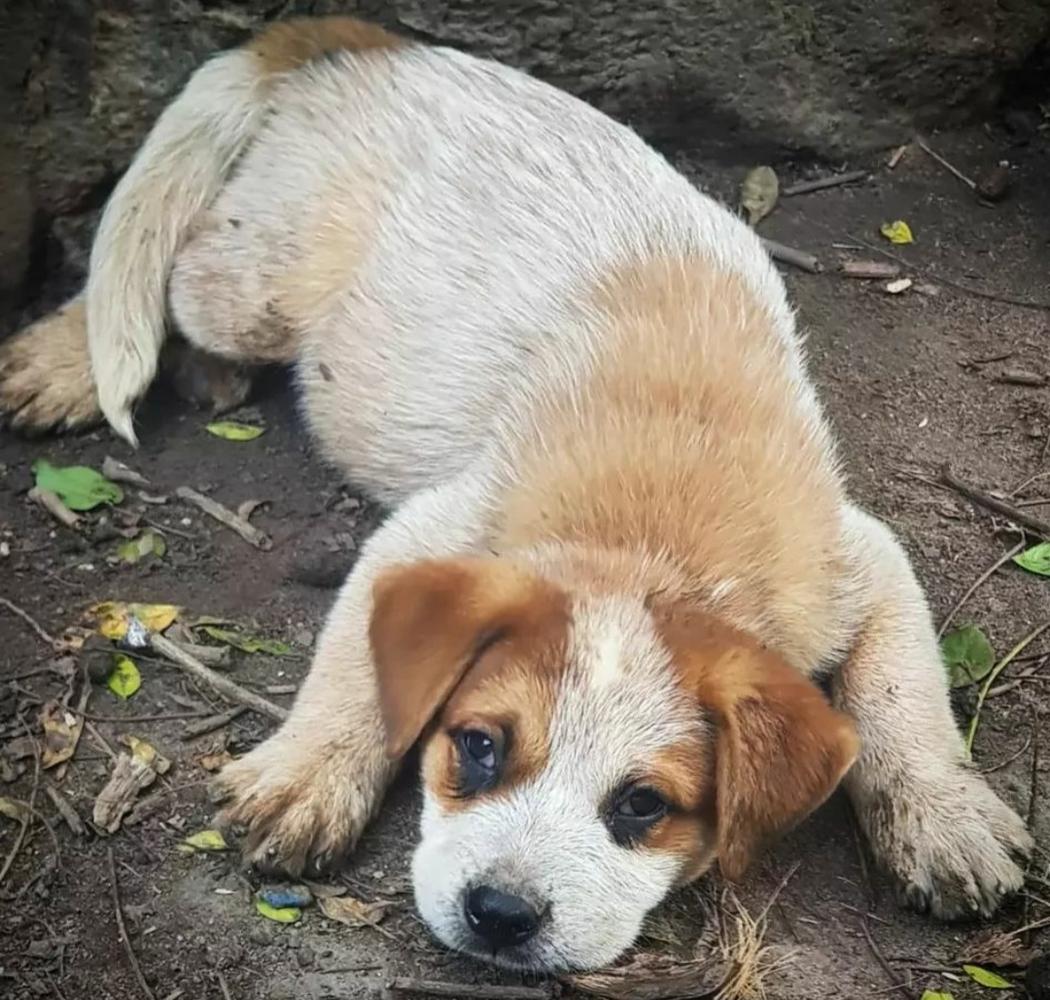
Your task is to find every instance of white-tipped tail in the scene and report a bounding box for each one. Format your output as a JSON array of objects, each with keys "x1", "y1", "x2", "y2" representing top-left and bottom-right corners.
[{"x1": 86, "y1": 49, "x2": 269, "y2": 444}]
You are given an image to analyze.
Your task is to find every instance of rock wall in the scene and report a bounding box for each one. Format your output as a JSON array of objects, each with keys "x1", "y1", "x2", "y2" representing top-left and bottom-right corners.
[{"x1": 2, "y1": 0, "x2": 1048, "y2": 317}]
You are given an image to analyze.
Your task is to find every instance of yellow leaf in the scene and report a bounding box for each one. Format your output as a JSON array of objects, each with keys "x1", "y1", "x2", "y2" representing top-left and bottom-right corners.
[
  {"x1": 962, "y1": 965, "x2": 1012, "y2": 989},
  {"x1": 206, "y1": 421, "x2": 265, "y2": 441},
  {"x1": 255, "y1": 898, "x2": 301, "y2": 923},
  {"x1": 920, "y1": 992, "x2": 954, "y2": 1000},
  {"x1": 318, "y1": 893, "x2": 393, "y2": 928},
  {"x1": 89, "y1": 602, "x2": 180, "y2": 640},
  {"x1": 178, "y1": 829, "x2": 229, "y2": 853},
  {"x1": 880, "y1": 219, "x2": 914, "y2": 244},
  {"x1": 106, "y1": 655, "x2": 141, "y2": 700},
  {"x1": 125, "y1": 736, "x2": 170, "y2": 774}
]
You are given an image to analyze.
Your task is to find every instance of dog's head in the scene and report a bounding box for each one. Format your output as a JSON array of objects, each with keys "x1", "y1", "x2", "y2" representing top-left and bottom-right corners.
[{"x1": 370, "y1": 556, "x2": 858, "y2": 972}]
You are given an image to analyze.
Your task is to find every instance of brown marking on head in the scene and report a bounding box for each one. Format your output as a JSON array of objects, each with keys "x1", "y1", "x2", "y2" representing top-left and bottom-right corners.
[
  {"x1": 249, "y1": 16, "x2": 405, "y2": 76},
  {"x1": 369, "y1": 557, "x2": 569, "y2": 768},
  {"x1": 655, "y1": 603, "x2": 859, "y2": 881}
]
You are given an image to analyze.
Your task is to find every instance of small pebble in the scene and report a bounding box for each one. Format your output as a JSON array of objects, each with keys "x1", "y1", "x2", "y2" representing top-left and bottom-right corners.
[
  {"x1": 975, "y1": 163, "x2": 1011, "y2": 203},
  {"x1": 248, "y1": 925, "x2": 274, "y2": 947},
  {"x1": 297, "y1": 946, "x2": 317, "y2": 970}
]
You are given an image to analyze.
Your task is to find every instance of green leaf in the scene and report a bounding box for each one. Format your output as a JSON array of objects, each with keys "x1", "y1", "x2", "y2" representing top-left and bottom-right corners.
[
  {"x1": 880, "y1": 219, "x2": 915, "y2": 244},
  {"x1": 1013, "y1": 542, "x2": 1050, "y2": 576},
  {"x1": 32, "y1": 459, "x2": 124, "y2": 511},
  {"x1": 941, "y1": 625, "x2": 996, "y2": 688},
  {"x1": 106, "y1": 655, "x2": 141, "y2": 700},
  {"x1": 206, "y1": 421, "x2": 264, "y2": 442},
  {"x1": 116, "y1": 529, "x2": 167, "y2": 564},
  {"x1": 255, "y1": 898, "x2": 301, "y2": 924},
  {"x1": 962, "y1": 965, "x2": 1011, "y2": 989},
  {"x1": 198, "y1": 625, "x2": 293, "y2": 657},
  {"x1": 920, "y1": 992, "x2": 955, "y2": 1000},
  {"x1": 177, "y1": 829, "x2": 228, "y2": 854}
]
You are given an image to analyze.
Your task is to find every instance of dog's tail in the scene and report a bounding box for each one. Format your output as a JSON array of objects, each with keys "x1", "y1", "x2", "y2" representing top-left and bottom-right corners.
[{"x1": 87, "y1": 17, "x2": 401, "y2": 444}]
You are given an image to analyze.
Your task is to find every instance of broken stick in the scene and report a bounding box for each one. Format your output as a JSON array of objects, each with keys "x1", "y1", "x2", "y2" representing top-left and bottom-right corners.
[
  {"x1": 761, "y1": 238, "x2": 822, "y2": 274},
  {"x1": 940, "y1": 466, "x2": 1050, "y2": 538},
  {"x1": 28, "y1": 486, "x2": 80, "y2": 529},
  {"x1": 134, "y1": 631, "x2": 287, "y2": 722},
  {"x1": 386, "y1": 979, "x2": 553, "y2": 1000},
  {"x1": 175, "y1": 486, "x2": 272, "y2": 550},
  {"x1": 914, "y1": 135, "x2": 976, "y2": 190},
  {"x1": 782, "y1": 169, "x2": 869, "y2": 197},
  {"x1": 840, "y1": 261, "x2": 901, "y2": 280}
]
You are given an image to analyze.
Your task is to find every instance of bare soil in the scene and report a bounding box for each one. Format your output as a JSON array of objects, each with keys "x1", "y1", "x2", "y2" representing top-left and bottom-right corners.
[{"x1": 1, "y1": 121, "x2": 1049, "y2": 1000}]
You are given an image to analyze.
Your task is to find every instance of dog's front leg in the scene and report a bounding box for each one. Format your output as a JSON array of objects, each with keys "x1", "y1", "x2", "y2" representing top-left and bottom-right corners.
[
  {"x1": 832, "y1": 507, "x2": 1033, "y2": 919},
  {"x1": 214, "y1": 471, "x2": 490, "y2": 875}
]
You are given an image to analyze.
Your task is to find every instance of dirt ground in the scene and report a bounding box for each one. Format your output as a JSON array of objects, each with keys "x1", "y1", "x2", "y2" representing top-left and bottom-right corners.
[{"x1": 2, "y1": 116, "x2": 1049, "y2": 1000}]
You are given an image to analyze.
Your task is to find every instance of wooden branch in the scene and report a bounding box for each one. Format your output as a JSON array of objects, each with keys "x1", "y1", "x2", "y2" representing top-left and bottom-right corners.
[
  {"x1": 782, "y1": 169, "x2": 869, "y2": 196},
  {"x1": 175, "y1": 486, "x2": 272, "y2": 550},
  {"x1": 940, "y1": 466, "x2": 1050, "y2": 538},
  {"x1": 761, "y1": 238, "x2": 822, "y2": 274}
]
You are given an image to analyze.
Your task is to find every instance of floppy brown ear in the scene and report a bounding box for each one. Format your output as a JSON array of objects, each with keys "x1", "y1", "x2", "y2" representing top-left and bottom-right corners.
[
  {"x1": 710, "y1": 648, "x2": 859, "y2": 880},
  {"x1": 655, "y1": 606, "x2": 859, "y2": 882},
  {"x1": 369, "y1": 557, "x2": 565, "y2": 760}
]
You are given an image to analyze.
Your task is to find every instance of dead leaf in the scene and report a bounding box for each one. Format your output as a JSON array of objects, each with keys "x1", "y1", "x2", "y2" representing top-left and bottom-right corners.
[
  {"x1": 0, "y1": 796, "x2": 29, "y2": 823},
  {"x1": 115, "y1": 529, "x2": 167, "y2": 565},
  {"x1": 178, "y1": 829, "x2": 229, "y2": 853},
  {"x1": 962, "y1": 929, "x2": 1037, "y2": 969},
  {"x1": 92, "y1": 737, "x2": 170, "y2": 833},
  {"x1": 195, "y1": 749, "x2": 233, "y2": 773},
  {"x1": 740, "y1": 166, "x2": 779, "y2": 226},
  {"x1": 318, "y1": 894, "x2": 394, "y2": 928},
  {"x1": 38, "y1": 700, "x2": 84, "y2": 769}
]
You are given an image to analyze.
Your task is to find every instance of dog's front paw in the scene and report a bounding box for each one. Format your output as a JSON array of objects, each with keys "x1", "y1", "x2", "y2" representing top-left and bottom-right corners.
[
  {"x1": 213, "y1": 735, "x2": 385, "y2": 876},
  {"x1": 860, "y1": 767, "x2": 1032, "y2": 920}
]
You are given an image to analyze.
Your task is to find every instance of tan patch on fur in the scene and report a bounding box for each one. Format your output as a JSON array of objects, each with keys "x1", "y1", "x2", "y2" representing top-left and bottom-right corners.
[
  {"x1": 249, "y1": 16, "x2": 405, "y2": 76},
  {"x1": 0, "y1": 297, "x2": 101, "y2": 431},
  {"x1": 655, "y1": 603, "x2": 859, "y2": 881},
  {"x1": 492, "y1": 256, "x2": 846, "y2": 670},
  {"x1": 369, "y1": 557, "x2": 570, "y2": 761}
]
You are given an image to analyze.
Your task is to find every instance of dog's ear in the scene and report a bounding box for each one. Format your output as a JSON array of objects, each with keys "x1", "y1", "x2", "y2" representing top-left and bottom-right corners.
[
  {"x1": 369, "y1": 557, "x2": 566, "y2": 759},
  {"x1": 656, "y1": 607, "x2": 859, "y2": 881}
]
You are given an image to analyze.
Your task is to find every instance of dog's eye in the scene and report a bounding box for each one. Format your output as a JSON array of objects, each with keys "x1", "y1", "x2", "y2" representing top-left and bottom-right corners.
[
  {"x1": 616, "y1": 788, "x2": 666, "y2": 819},
  {"x1": 453, "y1": 728, "x2": 502, "y2": 796},
  {"x1": 607, "y1": 785, "x2": 668, "y2": 845},
  {"x1": 460, "y1": 730, "x2": 497, "y2": 771}
]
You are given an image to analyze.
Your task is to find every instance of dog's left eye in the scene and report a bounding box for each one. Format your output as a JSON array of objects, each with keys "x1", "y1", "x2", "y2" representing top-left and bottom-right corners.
[
  {"x1": 607, "y1": 785, "x2": 668, "y2": 845},
  {"x1": 454, "y1": 728, "x2": 502, "y2": 795},
  {"x1": 460, "y1": 730, "x2": 497, "y2": 771}
]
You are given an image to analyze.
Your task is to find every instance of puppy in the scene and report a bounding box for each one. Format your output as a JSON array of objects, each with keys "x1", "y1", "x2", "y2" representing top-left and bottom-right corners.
[{"x1": 0, "y1": 16, "x2": 1032, "y2": 973}]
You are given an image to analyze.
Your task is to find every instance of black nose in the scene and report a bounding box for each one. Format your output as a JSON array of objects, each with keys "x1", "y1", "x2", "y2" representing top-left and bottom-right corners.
[{"x1": 463, "y1": 885, "x2": 540, "y2": 949}]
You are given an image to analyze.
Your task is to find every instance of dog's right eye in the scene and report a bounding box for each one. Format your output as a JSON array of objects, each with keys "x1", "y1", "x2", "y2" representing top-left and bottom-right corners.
[{"x1": 454, "y1": 728, "x2": 502, "y2": 795}]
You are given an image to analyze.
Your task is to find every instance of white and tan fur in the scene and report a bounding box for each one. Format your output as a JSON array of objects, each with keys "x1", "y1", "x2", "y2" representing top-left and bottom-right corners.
[{"x1": 0, "y1": 17, "x2": 1032, "y2": 972}]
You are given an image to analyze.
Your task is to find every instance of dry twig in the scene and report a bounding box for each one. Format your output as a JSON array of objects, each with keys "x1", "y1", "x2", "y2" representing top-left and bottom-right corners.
[
  {"x1": 914, "y1": 134, "x2": 976, "y2": 190},
  {"x1": 387, "y1": 979, "x2": 553, "y2": 999},
  {"x1": 102, "y1": 456, "x2": 150, "y2": 488},
  {"x1": 782, "y1": 170, "x2": 869, "y2": 196},
  {"x1": 175, "y1": 486, "x2": 272, "y2": 550},
  {"x1": 0, "y1": 722, "x2": 43, "y2": 887},
  {"x1": 760, "y1": 238, "x2": 822, "y2": 274},
  {"x1": 144, "y1": 632, "x2": 287, "y2": 722},
  {"x1": 181, "y1": 706, "x2": 247, "y2": 740},
  {"x1": 840, "y1": 261, "x2": 901, "y2": 280},
  {"x1": 108, "y1": 847, "x2": 156, "y2": 1000},
  {"x1": 940, "y1": 466, "x2": 1050, "y2": 537},
  {"x1": 936, "y1": 540, "x2": 1026, "y2": 639},
  {"x1": 29, "y1": 487, "x2": 80, "y2": 529},
  {"x1": 0, "y1": 596, "x2": 58, "y2": 647}
]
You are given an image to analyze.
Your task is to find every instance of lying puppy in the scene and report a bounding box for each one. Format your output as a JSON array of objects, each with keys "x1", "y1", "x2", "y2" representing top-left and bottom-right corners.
[{"x1": 0, "y1": 16, "x2": 1032, "y2": 973}]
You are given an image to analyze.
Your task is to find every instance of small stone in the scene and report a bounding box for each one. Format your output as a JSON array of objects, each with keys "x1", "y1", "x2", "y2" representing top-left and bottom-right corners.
[
  {"x1": 885, "y1": 277, "x2": 913, "y2": 294},
  {"x1": 976, "y1": 163, "x2": 1011, "y2": 202},
  {"x1": 248, "y1": 925, "x2": 274, "y2": 947},
  {"x1": 296, "y1": 946, "x2": 317, "y2": 970}
]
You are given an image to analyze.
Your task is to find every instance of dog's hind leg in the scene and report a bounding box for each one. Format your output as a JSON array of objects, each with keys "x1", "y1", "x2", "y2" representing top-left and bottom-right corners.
[{"x1": 832, "y1": 506, "x2": 1032, "y2": 919}]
